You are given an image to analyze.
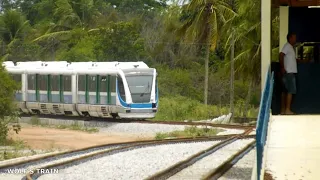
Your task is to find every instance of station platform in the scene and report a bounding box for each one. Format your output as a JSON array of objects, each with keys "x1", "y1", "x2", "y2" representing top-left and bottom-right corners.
[{"x1": 264, "y1": 115, "x2": 320, "y2": 180}]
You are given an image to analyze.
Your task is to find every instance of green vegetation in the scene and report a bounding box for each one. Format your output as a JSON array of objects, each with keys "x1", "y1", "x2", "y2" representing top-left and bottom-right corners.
[
  {"x1": 56, "y1": 123, "x2": 99, "y2": 133},
  {"x1": 155, "y1": 126, "x2": 223, "y2": 140},
  {"x1": 154, "y1": 96, "x2": 258, "y2": 121},
  {"x1": 0, "y1": 1, "x2": 280, "y2": 141},
  {"x1": 0, "y1": 63, "x2": 20, "y2": 145},
  {"x1": 0, "y1": 138, "x2": 58, "y2": 160},
  {"x1": 0, "y1": 139, "x2": 38, "y2": 160},
  {"x1": 30, "y1": 116, "x2": 99, "y2": 133}
]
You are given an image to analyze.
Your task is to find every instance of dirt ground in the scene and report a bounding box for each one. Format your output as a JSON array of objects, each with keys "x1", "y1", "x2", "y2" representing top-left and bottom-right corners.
[{"x1": 7, "y1": 124, "x2": 150, "y2": 151}]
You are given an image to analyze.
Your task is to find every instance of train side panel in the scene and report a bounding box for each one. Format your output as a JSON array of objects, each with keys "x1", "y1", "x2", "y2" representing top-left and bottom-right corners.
[
  {"x1": 25, "y1": 73, "x2": 78, "y2": 116},
  {"x1": 75, "y1": 74, "x2": 121, "y2": 118}
]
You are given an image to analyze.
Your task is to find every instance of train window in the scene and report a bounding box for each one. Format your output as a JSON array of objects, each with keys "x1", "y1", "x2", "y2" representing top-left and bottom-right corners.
[
  {"x1": 78, "y1": 75, "x2": 86, "y2": 91},
  {"x1": 110, "y1": 76, "x2": 116, "y2": 92},
  {"x1": 118, "y1": 77, "x2": 126, "y2": 101},
  {"x1": 51, "y1": 75, "x2": 59, "y2": 91},
  {"x1": 38, "y1": 75, "x2": 47, "y2": 91},
  {"x1": 27, "y1": 75, "x2": 36, "y2": 90},
  {"x1": 125, "y1": 75, "x2": 153, "y2": 103},
  {"x1": 100, "y1": 76, "x2": 107, "y2": 92},
  {"x1": 155, "y1": 79, "x2": 158, "y2": 93},
  {"x1": 11, "y1": 74, "x2": 22, "y2": 89},
  {"x1": 89, "y1": 75, "x2": 96, "y2": 92},
  {"x1": 11, "y1": 74, "x2": 21, "y2": 83},
  {"x1": 63, "y1": 75, "x2": 71, "y2": 91}
]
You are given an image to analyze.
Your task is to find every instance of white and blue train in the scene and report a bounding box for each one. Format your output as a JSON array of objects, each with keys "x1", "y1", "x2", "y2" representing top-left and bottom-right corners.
[{"x1": 2, "y1": 61, "x2": 158, "y2": 120}]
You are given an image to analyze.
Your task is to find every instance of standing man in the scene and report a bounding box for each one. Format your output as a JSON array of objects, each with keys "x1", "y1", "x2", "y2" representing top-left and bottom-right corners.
[{"x1": 279, "y1": 32, "x2": 298, "y2": 115}]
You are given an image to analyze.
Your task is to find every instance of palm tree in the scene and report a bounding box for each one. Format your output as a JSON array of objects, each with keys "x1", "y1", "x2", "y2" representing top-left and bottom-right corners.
[
  {"x1": 0, "y1": 10, "x2": 30, "y2": 61},
  {"x1": 222, "y1": 0, "x2": 279, "y2": 119},
  {"x1": 178, "y1": 0, "x2": 236, "y2": 105}
]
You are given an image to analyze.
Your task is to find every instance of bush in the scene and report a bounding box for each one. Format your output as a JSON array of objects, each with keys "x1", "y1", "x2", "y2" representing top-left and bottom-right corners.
[
  {"x1": 154, "y1": 96, "x2": 258, "y2": 121},
  {"x1": 155, "y1": 126, "x2": 223, "y2": 139},
  {"x1": 0, "y1": 63, "x2": 20, "y2": 145}
]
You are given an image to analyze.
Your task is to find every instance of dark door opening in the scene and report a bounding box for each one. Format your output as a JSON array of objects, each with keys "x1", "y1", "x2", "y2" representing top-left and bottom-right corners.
[{"x1": 272, "y1": 7, "x2": 320, "y2": 115}]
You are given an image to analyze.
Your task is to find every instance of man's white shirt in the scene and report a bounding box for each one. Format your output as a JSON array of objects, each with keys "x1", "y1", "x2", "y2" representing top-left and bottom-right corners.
[{"x1": 281, "y1": 42, "x2": 297, "y2": 73}]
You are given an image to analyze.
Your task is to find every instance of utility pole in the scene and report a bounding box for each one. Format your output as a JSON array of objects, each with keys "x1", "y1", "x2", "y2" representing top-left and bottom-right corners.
[{"x1": 230, "y1": 29, "x2": 235, "y2": 123}]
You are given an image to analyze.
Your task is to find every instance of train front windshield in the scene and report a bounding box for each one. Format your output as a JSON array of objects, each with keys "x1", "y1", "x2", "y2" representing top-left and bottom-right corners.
[{"x1": 125, "y1": 75, "x2": 153, "y2": 103}]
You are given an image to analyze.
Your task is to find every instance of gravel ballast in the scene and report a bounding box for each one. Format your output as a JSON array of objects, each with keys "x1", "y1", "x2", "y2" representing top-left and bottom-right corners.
[
  {"x1": 218, "y1": 148, "x2": 255, "y2": 180},
  {"x1": 98, "y1": 123, "x2": 186, "y2": 137},
  {"x1": 20, "y1": 116, "x2": 246, "y2": 138},
  {"x1": 37, "y1": 141, "x2": 222, "y2": 180},
  {"x1": 0, "y1": 146, "x2": 119, "y2": 180},
  {"x1": 98, "y1": 124, "x2": 245, "y2": 138},
  {"x1": 168, "y1": 139, "x2": 254, "y2": 180},
  {"x1": 216, "y1": 128, "x2": 244, "y2": 135}
]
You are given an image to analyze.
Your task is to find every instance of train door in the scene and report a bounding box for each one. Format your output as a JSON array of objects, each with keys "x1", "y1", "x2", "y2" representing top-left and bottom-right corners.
[
  {"x1": 27, "y1": 74, "x2": 37, "y2": 102},
  {"x1": 10, "y1": 73, "x2": 22, "y2": 101},
  {"x1": 88, "y1": 75, "x2": 97, "y2": 104},
  {"x1": 61, "y1": 75, "x2": 72, "y2": 103},
  {"x1": 77, "y1": 75, "x2": 87, "y2": 104},
  {"x1": 50, "y1": 75, "x2": 60, "y2": 103},
  {"x1": 99, "y1": 75, "x2": 108, "y2": 105},
  {"x1": 38, "y1": 74, "x2": 49, "y2": 103}
]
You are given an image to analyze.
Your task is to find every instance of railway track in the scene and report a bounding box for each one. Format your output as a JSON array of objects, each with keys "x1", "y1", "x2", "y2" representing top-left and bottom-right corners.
[
  {"x1": 0, "y1": 135, "x2": 235, "y2": 171},
  {"x1": 19, "y1": 114, "x2": 255, "y2": 130},
  {"x1": 1, "y1": 116, "x2": 255, "y2": 180},
  {"x1": 21, "y1": 134, "x2": 254, "y2": 180},
  {"x1": 20, "y1": 127, "x2": 253, "y2": 180},
  {"x1": 202, "y1": 141, "x2": 256, "y2": 180},
  {"x1": 145, "y1": 132, "x2": 254, "y2": 180},
  {"x1": 0, "y1": 134, "x2": 243, "y2": 179}
]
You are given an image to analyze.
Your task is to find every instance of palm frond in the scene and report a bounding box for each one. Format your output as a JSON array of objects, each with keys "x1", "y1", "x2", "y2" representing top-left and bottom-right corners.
[{"x1": 32, "y1": 31, "x2": 71, "y2": 42}]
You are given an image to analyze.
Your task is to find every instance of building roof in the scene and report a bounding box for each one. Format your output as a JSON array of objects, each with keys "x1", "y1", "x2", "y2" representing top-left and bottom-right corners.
[
  {"x1": 274, "y1": 0, "x2": 320, "y2": 7},
  {"x1": 2, "y1": 61, "x2": 151, "y2": 75}
]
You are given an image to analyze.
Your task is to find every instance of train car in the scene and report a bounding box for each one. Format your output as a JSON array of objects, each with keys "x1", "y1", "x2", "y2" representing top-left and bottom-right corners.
[{"x1": 2, "y1": 61, "x2": 158, "y2": 120}]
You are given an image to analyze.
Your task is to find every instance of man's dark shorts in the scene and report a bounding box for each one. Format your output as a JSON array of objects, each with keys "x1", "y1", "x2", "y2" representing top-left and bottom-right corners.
[{"x1": 282, "y1": 73, "x2": 297, "y2": 94}]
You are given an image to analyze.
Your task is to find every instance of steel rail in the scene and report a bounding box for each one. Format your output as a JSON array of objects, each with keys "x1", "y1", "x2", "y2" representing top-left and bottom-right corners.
[
  {"x1": 202, "y1": 141, "x2": 256, "y2": 180},
  {"x1": 145, "y1": 134, "x2": 254, "y2": 180},
  {"x1": 23, "y1": 135, "x2": 255, "y2": 180},
  {"x1": 20, "y1": 114, "x2": 255, "y2": 129},
  {"x1": 0, "y1": 134, "x2": 241, "y2": 171}
]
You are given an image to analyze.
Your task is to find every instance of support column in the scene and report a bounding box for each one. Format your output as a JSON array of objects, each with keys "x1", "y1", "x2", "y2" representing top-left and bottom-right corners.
[
  {"x1": 279, "y1": 6, "x2": 289, "y2": 53},
  {"x1": 261, "y1": 0, "x2": 271, "y2": 92}
]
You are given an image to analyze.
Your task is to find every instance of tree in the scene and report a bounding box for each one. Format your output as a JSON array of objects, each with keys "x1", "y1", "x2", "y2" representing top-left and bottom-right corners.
[
  {"x1": 0, "y1": 63, "x2": 20, "y2": 145},
  {"x1": 93, "y1": 21, "x2": 147, "y2": 62},
  {"x1": 178, "y1": 0, "x2": 236, "y2": 105},
  {"x1": 222, "y1": 0, "x2": 279, "y2": 118},
  {"x1": 0, "y1": 10, "x2": 30, "y2": 61}
]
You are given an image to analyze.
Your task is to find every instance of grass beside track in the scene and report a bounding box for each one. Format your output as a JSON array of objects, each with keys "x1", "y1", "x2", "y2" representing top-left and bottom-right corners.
[
  {"x1": 155, "y1": 126, "x2": 223, "y2": 140},
  {"x1": 153, "y1": 96, "x2": 259, "y2": 121},
  {"x1": 0, "y1": 139, "x2": 55, "y2": 161},
  {"x1": 30, "y1": 116, "x2": 99, "y2": 133}
]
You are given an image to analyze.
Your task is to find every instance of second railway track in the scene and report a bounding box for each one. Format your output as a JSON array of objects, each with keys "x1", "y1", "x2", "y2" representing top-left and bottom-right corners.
[
  {"x1": 21, "y1": 128, "x2": 253, "y2": 180},
  {"x1": 0, "y1": 135, "x2": 236, "y2": 172},
  {"x1": 22, "y1": 135, "x2": 254, "y2": 180},
  {"x1": 0, "y1": 120, "x2": 255, "y2": 180},
  {"x1": 20, "y1": 114, "x2": 255, "y2": 130},
  {"x1": 146, "y1": 132, "x2": 254, "y2": 180},
  {"x1": 202, "y1": 141, "x2": 256, "y2": 180}
]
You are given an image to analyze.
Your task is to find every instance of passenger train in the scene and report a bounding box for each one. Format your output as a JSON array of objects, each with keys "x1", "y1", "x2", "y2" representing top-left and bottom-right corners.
[{"x1": 2, "y1": 61, "x2": 158, "y2": 120}]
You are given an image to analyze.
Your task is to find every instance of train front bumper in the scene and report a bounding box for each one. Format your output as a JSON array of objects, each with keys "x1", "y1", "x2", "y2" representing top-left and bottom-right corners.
[{"x1": 118, "y1": 108, "x2": 157, "y2": 119}]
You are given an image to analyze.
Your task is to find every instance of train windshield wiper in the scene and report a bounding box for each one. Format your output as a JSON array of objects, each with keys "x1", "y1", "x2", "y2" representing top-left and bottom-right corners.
[{"x1": 140, "y1": 82, "x2": 150, "y2": 97}]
